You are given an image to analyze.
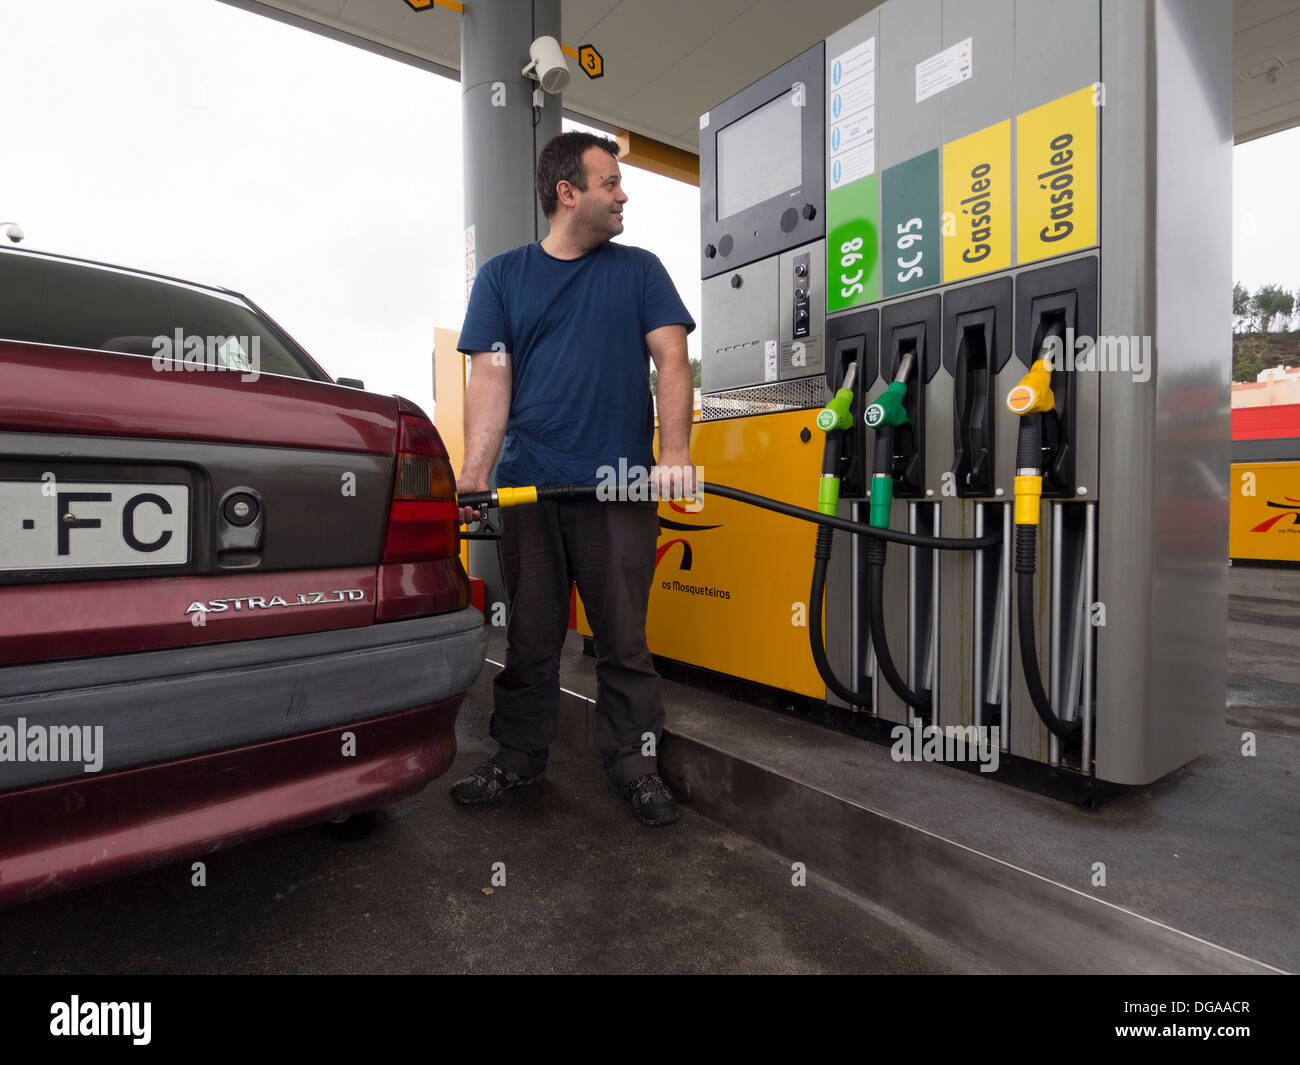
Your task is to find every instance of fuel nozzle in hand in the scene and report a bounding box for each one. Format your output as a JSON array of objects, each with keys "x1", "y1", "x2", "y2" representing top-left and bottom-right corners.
[{"x1": 457, "y1": 485, "x2": 581, "y2": 515}]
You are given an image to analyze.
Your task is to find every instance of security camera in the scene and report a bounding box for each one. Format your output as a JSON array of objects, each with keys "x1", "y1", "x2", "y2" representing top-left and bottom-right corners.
[
  {"x1": 523, "y1": 35, "x2": 569, "y2": 95},
  {"x1": 3, "y1": 224, "x2": 22, "y2": 244}
]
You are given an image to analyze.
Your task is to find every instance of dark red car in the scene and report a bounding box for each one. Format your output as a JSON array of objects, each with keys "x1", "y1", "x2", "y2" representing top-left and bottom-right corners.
[{"x1": 0, "y1": 245, "x2": 484, "y2": 906}]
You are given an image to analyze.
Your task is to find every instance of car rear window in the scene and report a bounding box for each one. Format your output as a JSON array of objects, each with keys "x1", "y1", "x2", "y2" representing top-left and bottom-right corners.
[{"x1": 0, "y1": 252, "x2": 320, "y2": 381}]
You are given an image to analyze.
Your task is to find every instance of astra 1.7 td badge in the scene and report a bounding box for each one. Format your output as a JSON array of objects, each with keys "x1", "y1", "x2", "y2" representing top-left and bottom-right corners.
[{"x1": 185, "y1": 589, "x2": 366, "y2": 616}]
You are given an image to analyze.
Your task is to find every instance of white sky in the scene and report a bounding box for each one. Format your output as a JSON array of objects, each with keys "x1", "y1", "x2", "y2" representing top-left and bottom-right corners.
[
  {"x1": 1232, "y1": 126, "x2": 1300, "y2": 296},
  {"x1": 1, "y1": 0, "x2": 702, "y2": 408},
  {"x1": 2, "y1": 0, "x2": 1293, "y2": 409}
]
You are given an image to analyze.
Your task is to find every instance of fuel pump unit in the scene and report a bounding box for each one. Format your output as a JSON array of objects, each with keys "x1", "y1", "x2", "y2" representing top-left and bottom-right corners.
[{"x1": 591, "y1": 0, "x2": 1231, "y2": 795}]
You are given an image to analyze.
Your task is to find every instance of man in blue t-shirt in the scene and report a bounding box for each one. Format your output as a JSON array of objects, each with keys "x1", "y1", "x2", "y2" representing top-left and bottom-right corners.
[{"x1": 451, "y1": 131, "x2": 696, "y2": 826}]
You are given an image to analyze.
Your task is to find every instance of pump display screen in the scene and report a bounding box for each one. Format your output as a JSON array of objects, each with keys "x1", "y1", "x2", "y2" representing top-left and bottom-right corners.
[{"x1": 716, "y1": 91, "x2": 802, "y2": 220}]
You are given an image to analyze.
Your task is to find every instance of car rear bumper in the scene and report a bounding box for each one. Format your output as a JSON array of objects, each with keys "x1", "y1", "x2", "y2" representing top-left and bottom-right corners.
[
  {"x1": 0, "y1": 699, "x2": 462, "y2": 908},
  {"x1": 0, "y1": 607, "x2": 485, "y2": 789},
  {"x1": 0, "y1": 608, "x2": 485, "y2": 907}
]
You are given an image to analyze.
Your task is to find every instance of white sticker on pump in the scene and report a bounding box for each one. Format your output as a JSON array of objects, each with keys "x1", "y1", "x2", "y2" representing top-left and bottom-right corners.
[
  {"x1": 700, "y1": 112, "x2": 710, "y2": 130},
  {"x1": 827, "y1": 36, "x2": 876, "y2": 188},
  {"x1": 915, "y1": 37, "x2": 972, "y2": 103},
  {"x1": 764, "y1": 339, "x2": 779, "y2": 382}
]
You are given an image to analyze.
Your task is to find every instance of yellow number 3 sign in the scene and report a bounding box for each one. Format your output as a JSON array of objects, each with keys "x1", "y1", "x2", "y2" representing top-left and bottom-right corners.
[{"x1": 578, "y1": 43, "x2": 604, "y2": 79}]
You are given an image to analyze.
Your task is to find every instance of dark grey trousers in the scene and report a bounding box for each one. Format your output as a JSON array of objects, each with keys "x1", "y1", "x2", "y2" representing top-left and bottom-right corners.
[{"x1": 490, "y1": 497, "x2": 664, "y2": 787}]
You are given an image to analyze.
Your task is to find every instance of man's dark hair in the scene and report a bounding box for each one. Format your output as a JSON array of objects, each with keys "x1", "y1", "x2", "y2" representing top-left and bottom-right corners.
[{"x1": 536, "y1": 131, "x2": 622, "y2": 218}]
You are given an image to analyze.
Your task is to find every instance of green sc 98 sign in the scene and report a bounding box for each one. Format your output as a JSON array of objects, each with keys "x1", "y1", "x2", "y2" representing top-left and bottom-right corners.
[{"x1": 826, "y1": 174, "x2": 879, "y2": 313}]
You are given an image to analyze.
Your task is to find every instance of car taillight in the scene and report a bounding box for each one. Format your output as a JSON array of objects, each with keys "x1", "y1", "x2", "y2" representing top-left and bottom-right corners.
[{"x1": 382, "y1": 414, "x2": 460, "y2": 563}]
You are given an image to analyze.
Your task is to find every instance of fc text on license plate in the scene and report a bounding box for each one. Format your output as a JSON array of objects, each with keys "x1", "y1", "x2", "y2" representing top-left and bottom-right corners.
[{"x1": 0, "y1": 481, "x2": 191, "y2": 572}]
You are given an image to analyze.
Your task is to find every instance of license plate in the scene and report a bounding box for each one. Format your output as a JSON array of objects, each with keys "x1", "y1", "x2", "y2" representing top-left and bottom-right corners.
[{"x1": 0, "y1": 481, "x2": 190, "y2": 572}]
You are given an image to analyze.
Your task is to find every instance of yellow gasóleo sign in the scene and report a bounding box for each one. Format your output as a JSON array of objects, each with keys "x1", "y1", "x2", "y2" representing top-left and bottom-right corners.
[
  {"x1": 942, "y1": 119, "x2": 1011, "y2": 282},
  {"x1": 1016, "y1": 86, "x2": 1098, "y2": 264}
]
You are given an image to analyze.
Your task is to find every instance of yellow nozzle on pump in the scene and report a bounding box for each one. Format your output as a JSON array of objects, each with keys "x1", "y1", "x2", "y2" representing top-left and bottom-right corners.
[{"x1": 1006, "y1": 359, "x2": 1056, "y2": 415}]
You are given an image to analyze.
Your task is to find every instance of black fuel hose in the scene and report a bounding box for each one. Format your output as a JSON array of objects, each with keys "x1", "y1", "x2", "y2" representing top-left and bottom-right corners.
[
  {"x1": 869, "y1": 563, "x2": 931, "y2": 714},
  {"x1": 807, "y1": 427, "x2": 936, "y2": 711},
  {"x1": 865, "y1": 536, "x2": 932, "y2": 715},
  {"x1": 1012, "y1": 408, "x2": 1081, "y2": 746},
  {"x1": 461, "y1": 477, "x2": 990, "y2": 714},
  {"x1": 832, "y1": 424, "x2": 933, "y2": 713},
  {"x1": 460, "y1": 482, "x2": 1001, "y2": 550},
  {"x1": 808, "y1": 524, "x2": 870, "y2": 706},
  {"x1": 698, "y1": 482, "x2": 1000, "y2": 550},
  {"x1": 1014, "y1": 526, "x2": 1081, "y2": 746},
  {"x1": 1017, "y1": 410, "x2": 1044, "y2": 471},
  {"x1": 807, "y1": 517, "x2": 936, "y2": 714}
]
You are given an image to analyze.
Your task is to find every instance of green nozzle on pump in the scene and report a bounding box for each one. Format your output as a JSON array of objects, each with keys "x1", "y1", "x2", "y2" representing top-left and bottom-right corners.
[
  {"x1": 868, "y1": 473, "x2": 893, "y2": 529},
  {"x1": 816, "y1": 361, "x2": 858, "y2": 433},
  {"x1": 815, "y1": 361, "x2": 858, "y2": 515},
  {"x1": 864, "y1": 352, "x2": 916, "y2": 529},
  {"x1": 863, "y1": 351, "x2": 915, "y2": 431}
]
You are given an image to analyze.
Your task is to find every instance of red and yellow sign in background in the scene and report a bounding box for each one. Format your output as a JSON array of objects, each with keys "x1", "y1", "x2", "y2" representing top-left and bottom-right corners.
[{"x1": 1231, "y1": 462, "x2": 1300, "y2": 563}]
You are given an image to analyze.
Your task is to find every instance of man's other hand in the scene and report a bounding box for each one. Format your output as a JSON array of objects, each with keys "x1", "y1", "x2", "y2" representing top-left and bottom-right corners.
[{"x1": 651, "y1": 453, "x2": 700, "y2": 505}]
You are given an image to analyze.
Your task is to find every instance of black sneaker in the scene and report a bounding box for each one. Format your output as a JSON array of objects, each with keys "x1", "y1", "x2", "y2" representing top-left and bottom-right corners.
[
  {"x1": 622, "y1": 774, "x2": 680, "y2": 827},
  {"x1": 450, "y1": 758, "x2": 543, "y2": 805}
]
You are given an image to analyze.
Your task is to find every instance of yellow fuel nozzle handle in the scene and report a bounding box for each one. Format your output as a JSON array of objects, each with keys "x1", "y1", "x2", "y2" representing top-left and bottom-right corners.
[
  {"x1": 457, "y1": 486, "x2": 539, "y2": 512},
  {"x1": 1006, "y1": 359, "x2": 1056, "y2": 416}
]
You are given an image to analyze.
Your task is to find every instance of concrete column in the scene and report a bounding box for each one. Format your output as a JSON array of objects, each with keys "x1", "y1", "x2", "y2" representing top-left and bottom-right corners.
[{"x1": 460, "y1": 0, "x2": 563, "y2": 606}]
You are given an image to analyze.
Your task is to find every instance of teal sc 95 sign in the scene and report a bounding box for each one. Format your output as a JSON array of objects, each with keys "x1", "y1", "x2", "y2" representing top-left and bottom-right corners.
[
  {"x1": 827, "y1": 174, "x2": 879, "y2": 313},
  {"x1": 881, "y1": 149, "x2": 940, "y2": 297}
]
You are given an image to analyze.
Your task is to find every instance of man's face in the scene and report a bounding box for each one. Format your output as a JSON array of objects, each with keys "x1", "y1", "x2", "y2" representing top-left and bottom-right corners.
[{"x1": 570, "y1": 147, "x2": 627, "y2": 239}]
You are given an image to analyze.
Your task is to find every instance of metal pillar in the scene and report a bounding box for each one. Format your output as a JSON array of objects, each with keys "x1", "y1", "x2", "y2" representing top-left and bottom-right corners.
[
  {"x1": 460, "y1": 0, "x2": 562, "y2": 609},
  {"x1": 462, "y1": 0, "x2": 562, "y2": 263}
]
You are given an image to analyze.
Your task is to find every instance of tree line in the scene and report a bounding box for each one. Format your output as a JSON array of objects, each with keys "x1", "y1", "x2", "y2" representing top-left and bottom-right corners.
[{"x1": 1234, "y1": 282, "x2": 1295, "y2": 334}]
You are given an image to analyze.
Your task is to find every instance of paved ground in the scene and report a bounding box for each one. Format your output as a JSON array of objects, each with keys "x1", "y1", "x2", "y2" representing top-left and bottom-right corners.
[
  {"x1": 1, "y1": 573, "x2": 1290, "y2": 975},
  {"x1": 0, "y1": 676, "x2": 990, "y2": 975},
  {"x1": 1228, "y1": 592, "x2": 1300, "y2": 737}
]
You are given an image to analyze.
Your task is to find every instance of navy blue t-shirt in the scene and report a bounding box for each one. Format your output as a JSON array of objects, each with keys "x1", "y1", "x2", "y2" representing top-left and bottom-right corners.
[{"x1": 458, "y1": 240, "x2": 695, "y2": 487}]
